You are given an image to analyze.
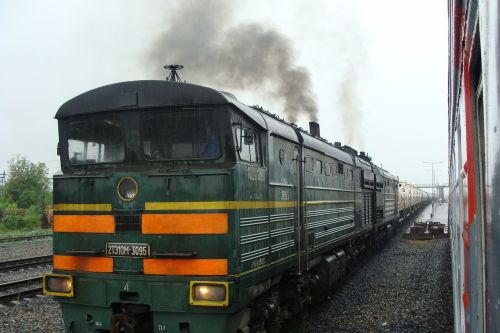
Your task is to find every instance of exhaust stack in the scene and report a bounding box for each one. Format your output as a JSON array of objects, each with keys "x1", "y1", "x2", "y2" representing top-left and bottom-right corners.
[{"x1": 309, "y1": 122, "x2": 320, "y2": 138}]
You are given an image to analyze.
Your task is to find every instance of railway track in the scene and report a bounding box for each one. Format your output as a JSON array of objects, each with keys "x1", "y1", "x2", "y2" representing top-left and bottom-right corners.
[
  {"x1": 0, "y1": 276, "x2": 43, "y2": 303},
  {"x1": 0, "y1": 235, "x2": 52, "y2": 244},
  {"x1": 0, "y1": 255, "x2": 53, "y2": 272}
]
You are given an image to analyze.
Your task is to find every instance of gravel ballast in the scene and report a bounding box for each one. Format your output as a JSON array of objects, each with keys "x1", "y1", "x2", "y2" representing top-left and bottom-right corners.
[
  {"x1": 0, "y1": 296, "x2": 64, "y2": 333},
  {"x1": 0, "y1": 239, "x2": 52, "y2": 261},
  {"x1": 0, "y1": 238, "x2": 60, "y2": 332},
  {"x1": 0, "y1": 265, "x2": 52, "y2": 284},
  {"x1": 292, "y1": 204, "x2": 453, "y2": 333}
]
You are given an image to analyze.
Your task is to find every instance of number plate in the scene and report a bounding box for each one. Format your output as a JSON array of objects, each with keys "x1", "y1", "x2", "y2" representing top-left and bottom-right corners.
[{"x1": 106, "y1": 243, "x2": 150, "y2": 258}]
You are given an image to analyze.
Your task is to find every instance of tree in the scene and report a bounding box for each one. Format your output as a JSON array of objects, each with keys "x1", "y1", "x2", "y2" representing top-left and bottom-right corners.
[{"x1": 2, "y1": 155, "x2": 50, "y2": 209}]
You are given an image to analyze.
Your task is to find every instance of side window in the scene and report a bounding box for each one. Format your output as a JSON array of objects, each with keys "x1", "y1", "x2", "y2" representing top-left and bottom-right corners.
[
  {"x1": 337, "y1": 162, "x2": 344, "y2": 175},
  {"x1": 315, "y1": 159, "x2": 323, "y2": 174},
  {"x1": 306, "y1": 157, "x2": 314, "y2": 172},
  {"x1": 325, "y1": 162, "x2": 331, "y2": 176},
  {"x1": 236, "y1": 128, "x2": 259, "y2": 163}
]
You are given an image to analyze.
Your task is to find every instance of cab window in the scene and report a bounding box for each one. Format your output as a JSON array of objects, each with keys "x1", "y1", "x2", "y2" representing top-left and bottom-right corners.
[
  {"x1": 235, "y1": 128, "x2": 259, "y2": 163},
  {"x1": 142, "y1": 110, "x2": 221, "y2": 160},
  {"x1": 67, "y1": 116, "x2": 124, "y2": 165}
]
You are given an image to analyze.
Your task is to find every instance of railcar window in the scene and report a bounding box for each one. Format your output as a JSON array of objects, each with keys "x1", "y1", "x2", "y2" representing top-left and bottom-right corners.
[
  {"x1": 67, "y1": 117, "x2": 124, "y2": 164},
  {"x1": 325, "y1": 162, "x2": 331, "y2": 176},
  {"x1": 142, "y1": 111, "x2": 221, "y2": 160}
]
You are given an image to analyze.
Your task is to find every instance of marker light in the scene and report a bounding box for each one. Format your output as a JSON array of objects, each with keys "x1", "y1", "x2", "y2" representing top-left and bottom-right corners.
[
  {"x1": 43, "y1": 274, "x2": 74, "y2": 297},
  {"x1": 190, "y1": 281, "x2": 228, "y2": 307},
  {"x1": 117, "y1": 177, "x2": 138, "y2": 201}
]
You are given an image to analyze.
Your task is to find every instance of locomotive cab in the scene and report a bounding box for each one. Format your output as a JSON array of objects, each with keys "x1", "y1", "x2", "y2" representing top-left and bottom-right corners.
[{"x1": 48, "y1": 80, "x2": 268, "y2": 333}]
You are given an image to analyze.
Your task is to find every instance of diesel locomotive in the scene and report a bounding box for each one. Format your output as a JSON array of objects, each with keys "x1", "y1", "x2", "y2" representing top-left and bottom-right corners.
[{"x1": 44, "y1": 77, "x2": 429, "y2": 333}]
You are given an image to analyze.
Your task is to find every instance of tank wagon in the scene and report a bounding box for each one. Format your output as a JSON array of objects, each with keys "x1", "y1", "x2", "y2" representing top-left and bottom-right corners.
[{"x1": 44, "y1": 79, "x2": 429, "y2": 333}]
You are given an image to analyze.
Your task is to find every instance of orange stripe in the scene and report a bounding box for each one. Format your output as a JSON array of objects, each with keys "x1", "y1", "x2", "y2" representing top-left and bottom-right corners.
[
  {"x1": 143, "y1": 259, "x2": 228, "y2": 276},
  {"x1": 142, "y1": 213, "x2": 228, "y2": 234},
  {"x1": 53, "y1": 255, "x2": 113, "y2": 273},
  {"x1": 53, "y1": 215, "x2": 115, "y2": 233}
]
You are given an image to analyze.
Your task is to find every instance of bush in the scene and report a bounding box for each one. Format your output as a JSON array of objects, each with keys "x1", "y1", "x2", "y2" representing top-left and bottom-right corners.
[
  {"x1": 0, "y1": 200, "x2": 17, "y2": 211},
  {"x1": 17, "y1": 189, "x2": 42, "y2": 209},
  {"x1": 0, "y1": 155, "x2": 51, "y2": 230},
  {"x1": 23, "y1": 214, "x2": 41, "y2": 229},
  {"x1": 2, "y1": 208, "x2": 27, "y2": 217},
  {"x1": 1, "y1": 213, "x2": 40, "y2": 230},
  {"x1": 3, "y1": 156, "x2": 50, "y2": 206},
  {"x1": 27, "y1": 205, "x2": 42, "y2": 216},
  {"x1": 2, "y1": 215, "x2": 24, "y2": 229}
]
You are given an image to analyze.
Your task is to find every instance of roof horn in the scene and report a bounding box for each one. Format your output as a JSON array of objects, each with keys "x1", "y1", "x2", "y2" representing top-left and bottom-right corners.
[{"x1": 164, "y1": 64, "x2": 184, "y2": 82}]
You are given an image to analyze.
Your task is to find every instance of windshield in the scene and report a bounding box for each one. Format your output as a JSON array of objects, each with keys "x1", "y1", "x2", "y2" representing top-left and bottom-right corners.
[
  {"x1": 67, "y1": 116, "x2": 125, "y2": 165},
  {"x1": 142, "y1": 110, "x2": 221, "y2": 160}
]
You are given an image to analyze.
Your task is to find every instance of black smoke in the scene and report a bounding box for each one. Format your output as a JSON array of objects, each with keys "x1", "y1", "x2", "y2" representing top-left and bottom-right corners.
[{"x1": 146, "y1": 0, "x2": 317, "y2": 123}]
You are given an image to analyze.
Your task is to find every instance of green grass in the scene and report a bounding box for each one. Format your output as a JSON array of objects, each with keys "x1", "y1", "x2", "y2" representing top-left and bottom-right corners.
[{"x1": 0, "y1": 227, "x2": 52, "y2": 239}]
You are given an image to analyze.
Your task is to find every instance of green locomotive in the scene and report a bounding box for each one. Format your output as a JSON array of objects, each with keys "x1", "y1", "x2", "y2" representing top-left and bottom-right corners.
[{"x1": 44, "y1": 76, "x2": 423, "y2": 333}]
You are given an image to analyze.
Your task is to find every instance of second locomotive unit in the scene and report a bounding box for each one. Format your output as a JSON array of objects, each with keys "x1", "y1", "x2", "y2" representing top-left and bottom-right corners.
[{"x1": 44, "y1": 71, "x2": 429, "y2": 333}]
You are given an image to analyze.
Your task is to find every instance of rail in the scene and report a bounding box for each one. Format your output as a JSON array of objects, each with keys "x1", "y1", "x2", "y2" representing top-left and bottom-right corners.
[
  {"x1": 0, "y1": 255, "x2": 53, "y2": 272},
  {"x1": 0, "y1": 235, "x2": 52, "y2": 244},
  {"x1": 0, "y1": 276, "x2": 43, "y2": 303}
]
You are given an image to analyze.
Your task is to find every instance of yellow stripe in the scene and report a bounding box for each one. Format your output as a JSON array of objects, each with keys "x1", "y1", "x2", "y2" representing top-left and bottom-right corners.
[
  {"x1": 145, "y1": 200, "x2": 353, "y2": 211},
  {"x1": 53, "y1": 200, "x2": 354, "y2": 212},
  {"x1": 53, "y1": 203, "x2": 112, "y2": 212}
]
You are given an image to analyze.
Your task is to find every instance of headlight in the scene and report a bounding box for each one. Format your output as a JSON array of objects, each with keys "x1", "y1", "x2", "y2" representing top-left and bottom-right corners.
[
  {"x1": 117, "y1": 177, "x2": 138, "y2": 201},
  {"x1": 190, "y1": 281, "x2": 228, "y2": 307},
  {"x1": 43, "y1": 274, "x2": 74, "y2": 297}
]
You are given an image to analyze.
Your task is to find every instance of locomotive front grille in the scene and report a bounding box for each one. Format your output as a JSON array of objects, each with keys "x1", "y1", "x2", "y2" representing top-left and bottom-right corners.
[{"x1": 115, "y1": 214, "x2": 141, "y2": 233}]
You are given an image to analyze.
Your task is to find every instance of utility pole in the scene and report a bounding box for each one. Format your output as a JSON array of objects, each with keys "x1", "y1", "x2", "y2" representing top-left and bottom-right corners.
[
  {"x1": 0, "y1": 171, "x2": 5, "y2": 187},
  {"x1": 423, "y1": 161, "x2": 443, "y2": 218}
]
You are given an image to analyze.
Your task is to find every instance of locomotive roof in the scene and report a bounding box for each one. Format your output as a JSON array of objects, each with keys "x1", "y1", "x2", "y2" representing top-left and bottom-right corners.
[
  {"x1": 56, "y1": 80, "x2": 396, "y2": 177},
  {"x1": 300, "y1": 132, "x2": 354, "y2": 165},
  {"x1": 55, "y1": 80, "x2": 268, "y2": 128}
]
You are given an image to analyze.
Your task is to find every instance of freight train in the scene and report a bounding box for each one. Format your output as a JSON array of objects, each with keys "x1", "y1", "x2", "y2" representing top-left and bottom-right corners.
[
  {"x1": 44, "y1": 76, "x2": 430, "y2": 333},
  {"x1": 448, "y1": 0, "x2": 500, "y2": 331}
]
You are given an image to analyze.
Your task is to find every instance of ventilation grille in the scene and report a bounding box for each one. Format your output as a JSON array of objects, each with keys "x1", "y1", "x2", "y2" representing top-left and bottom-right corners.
[{"x1": 115, "y1": 215, "x2": 141, "y2": 233}]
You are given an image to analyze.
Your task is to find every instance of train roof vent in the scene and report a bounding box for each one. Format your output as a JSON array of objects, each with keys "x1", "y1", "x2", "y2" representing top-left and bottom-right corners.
[
  {"x1": 358, "y1": 151, "x2": 372, "y2": 162},
  {"x1": 342, "y1": 145, "x2": 358, "y2": 156}
]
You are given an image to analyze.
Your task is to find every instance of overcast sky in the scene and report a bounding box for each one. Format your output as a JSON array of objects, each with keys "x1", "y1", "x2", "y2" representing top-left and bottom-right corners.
[{"x1": 0, "y1": 0, "x2": 447, "y2": 186}]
